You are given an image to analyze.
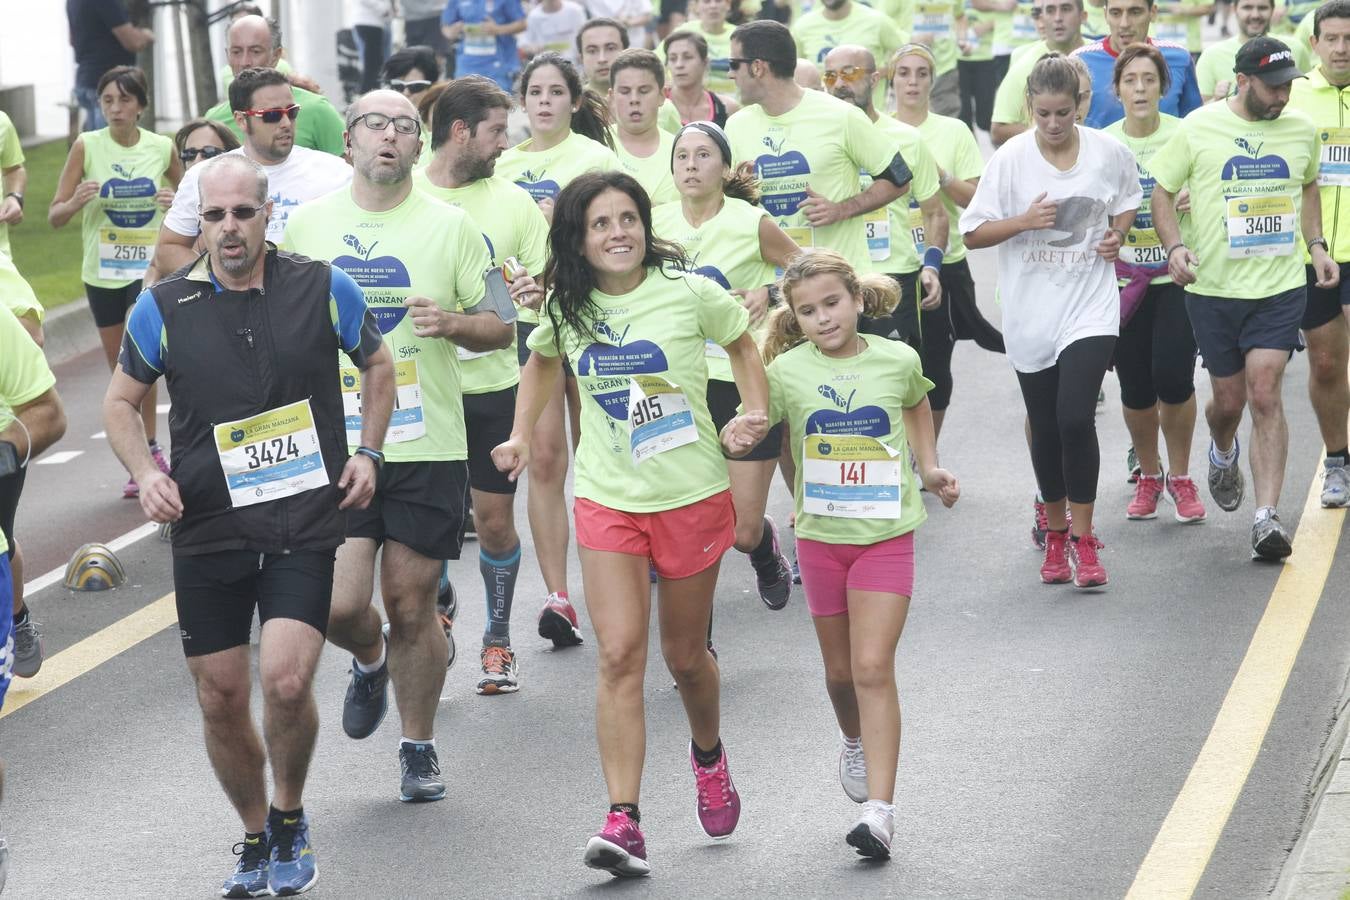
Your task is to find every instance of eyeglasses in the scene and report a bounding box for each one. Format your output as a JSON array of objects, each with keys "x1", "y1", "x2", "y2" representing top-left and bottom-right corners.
[
  {"x1": 199, "y1": 204, "x2": 267, "y2": 223},
  {"x1": 822, "y1": 65, "x2": 872, "y2": 86},
  {"x1": 349, "y1": 112, "x2": 422, "y2": 135},
  {"x1": 388, "y1": 79, "x2": 432, "y2": 93},
  {"x1": 179, "y1": 146, "x2": 227, "y2": 163},
  {"x1": 1030, "y1": 3, "x2": 1077, "y2": 16},
  {"x1": 241, "y1": 104, "x2": 300, "y2": 123},
  {"x1": 727, "y1": 57, "x2": 756, "y2": 71}
]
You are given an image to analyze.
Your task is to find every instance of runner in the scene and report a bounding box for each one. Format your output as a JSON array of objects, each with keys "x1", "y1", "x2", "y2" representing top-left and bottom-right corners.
[
  {"x1": 0, "y1": 111, "x2": 25, "y2": 265},
  {"x1": 1071, "y1": 0, "x2": 1202, "y2": 128},
  {"x1": 790, "y1": 0, "x2": 908, "y2": 109},
  {"x1": 1194, "y1": 0, "x2": 1311, "y2": 100},
  {"x1": 104, "y1": 153, "x2": 393, "y2": 897},
  {"x1": 155, "y1": 67, "x2": 353, "y2": 274},
  {"x1": 48, "y1": 65, "x2": 180, "y2": 500},
  {"x1": 822, "y1": 44, "x2": 948, "y2": 356},
  {"x1": 1150, "y1": 0, "x2": 1209, "y2": 58},
  {"x1": 890, "y1": 43, "x2": 1007, "y2": 441},
  {"x1": 0, "y1": 306, "x2": 66, "y2": 897},
  {"x1": 664, "y1": 0, "x2": 739, "y2": 95},
  {"x1": 1149, "y1": 36, "x2": 1335, "y2": 558},
  {"x1": 440, "y1": 0, "x2": 527, "y2": 90},
  {"x1": 522, "y1": 0, "x2": 588, "y2": 63},
  {"x1": 725, "y1": 21, "x2": 914, "y2": 275},
  {"x1": 174, "y1": 119, "x2": 241, "y2": 170},
  {"x1": 283, "y1": 90, "x2": 512, "y2": 799},
  {"x1": 1282, "y1": 4, "x2": 1350, "y2": 508},
  {"x1": 652, "y1": 121, "x2": 799, "y2": 609},
  {"x1": 608, "y1": 50, "x2": 680, "y2": 204},
  {"x1": 896, "y1": 0, "x2": 965, "y2": 117},
  {"x1": 961, "y1": 54, "x2": 1141, "y2": 588},
  {"x1": 722, "y1": 248, "x2": 958, "y2": 859},
  {"x1": 382, "y1": 45, "x2": 440, "y2": 105},
  {"x1": 991, "y1": 0, "x2": 1087, "y2": 145},
  {"x1": 415, "y1": 76, "x2": 551, "y2": 693},
  {"x1": 203, "y1": 15, "x2": 346, "y2": 156},
  {"x1": 1104, "y1": 44, "x2": 1207, "y2": 523},
  {"x1": 492, "y1": 171, "x2": 769, "y2": 878},
  {"x1": 660, "y1": 31, "x2": 741, "y2": 130},
  {"x1": 578, "y1": 17, "x2": 630, "y2": 93},
  {"x1": 497, "y1": 52, "x2": 622, "y2": 648}
]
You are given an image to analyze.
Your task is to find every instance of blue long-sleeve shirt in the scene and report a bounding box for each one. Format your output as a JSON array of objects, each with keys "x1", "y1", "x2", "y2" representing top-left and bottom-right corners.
[{"x1": 1073, "y1": 38, "x2": 1202, "y2": 129}]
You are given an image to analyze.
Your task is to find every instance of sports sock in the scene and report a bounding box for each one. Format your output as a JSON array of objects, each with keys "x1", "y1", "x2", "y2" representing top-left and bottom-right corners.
[
  {"x1": 354, "y1": 642, "x2": 385, "y2": 674},
  {"x1": 1327, "y1": 448, "x2": 1348, "y2": 467},
  {"x1": 401, "y1": 737, "x2": 436, "y2": 749},
  {"x1": 610, "y1": 803, "x2": 640, "y2": 824},
  {"x1": 747, "y1": 517, "x2": 777, "y2": 572},
  {"x1": 268, "y1": 805, "x2": 303, "y2": 823},
  {"x1": 1210, "y1": 441, "x2": 1238, "y2": 467},
  {"x1": 13, "y1": 604, "x2": 26, "y2": 627},
  {"x1": 480, "y1": 543, "x2": 521, "y2": 644},
  {"x1": 692, "y1": 738, "x2": 723, "y2": 767}
]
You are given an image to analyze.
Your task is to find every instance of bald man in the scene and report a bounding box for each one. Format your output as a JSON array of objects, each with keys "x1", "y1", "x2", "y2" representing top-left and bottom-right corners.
[
  {"x1": 202, "y1": 14, "x2": 347, "y2": 156},
  {"x1": 282, "y1": 91, "x2": 514, "y2": 804}
]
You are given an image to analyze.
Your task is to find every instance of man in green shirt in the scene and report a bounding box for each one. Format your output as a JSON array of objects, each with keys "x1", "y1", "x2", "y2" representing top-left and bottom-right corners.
[
  {"x1": 1194, "y1": 0, "x2": 1311, "y2": 100},
  {"x1": 791, "y1": 0, "x2": 908, "y2": 108},
  {"x1": 203, "y1": 14, "x2": 346, "y2": 157},
  {"x1": 1151, "y1": 37, "x2": 1338, "y2": 559},
  {"x1": 990, "y1": 0, "x2": 1086, "y2": 144},
  {"x1": 0, "y1": 111, "x2": 25, "y2": 259}
]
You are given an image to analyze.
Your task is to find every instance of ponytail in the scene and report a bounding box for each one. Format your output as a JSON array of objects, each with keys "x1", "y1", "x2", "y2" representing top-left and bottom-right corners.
[
  {"x1": 763, "y1": 250, "x2": 899, "y2": 363},
  {"x1": 572, "y1": 88, "x2": 615, "y2": 149},
  {"x1": 762, "y1": 304, "x2": 805, "y2": 364}
]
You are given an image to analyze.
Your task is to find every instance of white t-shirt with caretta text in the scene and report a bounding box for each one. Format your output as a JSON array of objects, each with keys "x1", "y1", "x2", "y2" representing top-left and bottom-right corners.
[
  {"x1": 163, "y1": 146, "x2": 353, "y2": 245},
  {"x1": 960, "y1": 126, "x2": 1141, "y2": 373}
]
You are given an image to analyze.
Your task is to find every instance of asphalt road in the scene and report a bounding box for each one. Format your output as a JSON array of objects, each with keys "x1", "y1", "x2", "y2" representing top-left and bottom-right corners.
[{"x1": 2, "y1": 247, "x2": 1348, "y2": 899}]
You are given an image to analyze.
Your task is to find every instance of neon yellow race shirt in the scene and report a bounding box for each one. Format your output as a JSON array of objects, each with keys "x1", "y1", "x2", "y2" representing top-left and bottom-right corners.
[
  {"x1": 914, "y1": 112, "x2": 983, "y2": 263},
  {"x1": 864, "y1": 113, "x2": 940, "y2": 275},
  {"x1": 79, "y1": 127, "x2": 174, "y2": 289},
  {"x1": 0, "y1": 112, "x2": 22, "y2": 259},
  {"x1": 1105, "y1": 113, "x2": 1184, "y2": 284},
  {"x1": 609, "y1": 125, "x2": 680, "y2": 206},
  {"x1": 0, "y1": 308, "x2": 56, "y2": 556},
  {"x1": 791, "y1": 3, "x2": 908, "y2": 108}
]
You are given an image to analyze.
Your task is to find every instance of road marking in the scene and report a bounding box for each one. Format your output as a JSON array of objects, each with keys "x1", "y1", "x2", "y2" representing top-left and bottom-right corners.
[
  {"x1": 0, "y1": 592, "x2": 177, "y2": 720},
  {"x1": 156, "y1": 404, "x2": 169, "y2": 414},
  {"x1": 34, "y1": 450, "x2": 84, "y2": 466},
  {"x1": 22, "y1": 521, "x2": 159, "y2": 597},
  {"x1": 1125, "y1": 463, "x2": 1347, "y2": 899},
  {"x1": 90, "y1": 430, "x2": 106, "y2": 439}
]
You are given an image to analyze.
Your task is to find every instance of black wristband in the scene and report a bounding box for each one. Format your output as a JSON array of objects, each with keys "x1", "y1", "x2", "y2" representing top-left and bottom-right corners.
[
  {"x1": 4, "y1": 192, "x2": 21, "y2": 210},
  {"x1": 1165, "y1": 243, "x2": 1186, "y2": 259}
]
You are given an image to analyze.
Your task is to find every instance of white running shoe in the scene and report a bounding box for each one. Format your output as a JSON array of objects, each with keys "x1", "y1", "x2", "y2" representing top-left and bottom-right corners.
[
  {"x1": 846, "y1": 800, "x2": 894, "y2": 860},
  {"x1": 839, "y1": 736, "x2": 868, "y2": 803}
]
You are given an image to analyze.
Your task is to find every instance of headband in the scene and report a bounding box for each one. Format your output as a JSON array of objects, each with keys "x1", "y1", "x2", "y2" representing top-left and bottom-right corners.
[
  {"x1": 672, "y1": 121, "x2": 733, "y2": 169},
  {"x1": 889, "y1": 43, "x2": 938, "y2": 71}
]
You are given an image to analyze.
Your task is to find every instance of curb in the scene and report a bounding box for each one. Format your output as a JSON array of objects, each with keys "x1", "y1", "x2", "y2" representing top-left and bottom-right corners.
[
  {"x1": 41, "y1": 299, "x2": 102, "y2": 368},
  {"x1": 1273, "y1": 676, "x2": 1350, "y2": 899}
]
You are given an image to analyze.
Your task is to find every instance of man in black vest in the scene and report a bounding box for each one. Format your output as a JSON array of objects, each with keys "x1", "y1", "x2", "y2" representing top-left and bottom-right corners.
[{"x1": 102, "y1": 154, "x2": 394, "y2": 899}]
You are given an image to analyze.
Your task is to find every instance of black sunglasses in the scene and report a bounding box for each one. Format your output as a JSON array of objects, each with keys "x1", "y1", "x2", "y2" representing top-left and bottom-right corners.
[
  {"x1": 179, "y1": 146, "x2": 227, "y2": 163},
  {"x1": 199, "y1": 203, "x2": 267, "y2": 223},
  {"x1": 727, "y1": 57, "x2": 756, "y2": 71},
  {"x1": 388, "y1": 79, "x2": 432, "y2": 93},
  {"x1": 241, "y1": 104, "x2": 300, "y2": 124}
]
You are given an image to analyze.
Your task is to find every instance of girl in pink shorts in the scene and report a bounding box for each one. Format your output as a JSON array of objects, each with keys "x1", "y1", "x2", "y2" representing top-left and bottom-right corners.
[{"x1": 723, "y1": 249, "x2": 960, "y2": 860}]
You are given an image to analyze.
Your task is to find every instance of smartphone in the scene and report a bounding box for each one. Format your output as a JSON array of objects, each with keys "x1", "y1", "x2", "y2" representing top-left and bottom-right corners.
[
  {"x1": 0, "y1": 441, "x2": 19, "y2": 478},
  {"x1": 480, "y1": 264, "x2": 519, "y2": 324}
]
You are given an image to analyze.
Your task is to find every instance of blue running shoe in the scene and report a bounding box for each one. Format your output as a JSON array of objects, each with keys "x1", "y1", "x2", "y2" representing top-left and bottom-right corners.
[
  {"x1": 267, "y1": 813, "x2": 317, "y2": 896},
  {"x1": 220, "y1": 834, "x2": 269, "y2": 898}
]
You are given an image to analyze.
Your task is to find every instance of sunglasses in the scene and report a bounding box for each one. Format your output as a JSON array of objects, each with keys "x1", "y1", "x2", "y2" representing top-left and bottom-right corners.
[
  {"x1": 199, "y1": 203, "x2": 267, "y2": 223},
  {"x1": 727, "y1": 57, "x2": 756, "y2": 71},
  {"x1": 388, "y1": 79, "x2": 432, "y2": 93},
  {"x1": 822, "y1": 65, "x2": 872, "y2": 86},
  {"x1": 241, "y1": 104, "x2": 300, "y2": 124},
  {"x1": 179, "y1": 146, "x2": 227, "y2": 163},
  {"x1": 349, "y1": 111, "x2": 422, "y2": 135}
]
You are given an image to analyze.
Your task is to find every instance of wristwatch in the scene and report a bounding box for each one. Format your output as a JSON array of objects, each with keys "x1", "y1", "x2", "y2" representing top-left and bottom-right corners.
[
  {"x1": 4, "y1": 192, "x2": 22, "y2": 209},
  {"x1": 1308, "y1": 237, "x2": 1330, "y2": 253},
  {"x1": 354, "y1": 446, "x2": 384, "y2": 469}
]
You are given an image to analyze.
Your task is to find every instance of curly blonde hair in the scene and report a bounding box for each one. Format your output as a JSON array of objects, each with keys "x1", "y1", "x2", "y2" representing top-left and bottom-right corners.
[{"x1": 762, "y1": 249, "x2": 900, "y2": 363}]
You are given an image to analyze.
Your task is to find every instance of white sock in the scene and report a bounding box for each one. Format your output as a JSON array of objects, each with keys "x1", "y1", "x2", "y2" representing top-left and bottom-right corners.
[
  {"x1": 864, "y1": 799, "x2": 896, "y2": 817},
  {"x1": 841, "y1": 731, "x2": 862, "y2": 750},
  {"x1": 354, "y1": 643, "x2": 386, "y2": 674},
  {"x1": 1210, "y1": 441, "x2": 1238, "y2": 467},
  {"x1": 401, "y1": 737, "x2": 435, "y2": 749},
  {"x1": 1255, "y1": 505, "x2": 1277, "y2": 523}
]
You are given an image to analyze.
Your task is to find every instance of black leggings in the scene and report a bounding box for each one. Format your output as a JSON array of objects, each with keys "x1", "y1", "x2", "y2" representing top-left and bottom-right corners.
[
  {"x1": 958, "y1": 55, "x2": 1009, "y2": 133},
  {"x1": 354, "y1": 24, "x2": 386, "y2": 93},
  {"x1": 919, "y1": 258, "x2": 1006, "y2": 410},
  {"x1": 1016, "y1": 335, "x2": 1115, "y2": 505},
  {"x1": 1114, "y1": 281, "x2": 1197, "y2": 410}
]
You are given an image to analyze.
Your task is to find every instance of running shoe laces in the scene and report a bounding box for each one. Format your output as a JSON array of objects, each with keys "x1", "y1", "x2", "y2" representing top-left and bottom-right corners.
[
  {"x1": 404, "y1": 745, "x2": 442, "y2": 781},
  {"x1": 842, "y1": 744, "x2": 868, "y2": 783},
  {"x1": 270, "y1": 819, "x2": 300, "y2": 864},
  {"x1": 1074, "y1": 532, "x2": 1104, "y2": 564},
  {"x1": 482, "y1": 645, "x2": 513, "y2": 676},
  {"x1": 232, "y1": 837, "x2": 270, "y2": 871},
  {"x1": 695, "y1": 760, "x2": 733, "y2": 811}
]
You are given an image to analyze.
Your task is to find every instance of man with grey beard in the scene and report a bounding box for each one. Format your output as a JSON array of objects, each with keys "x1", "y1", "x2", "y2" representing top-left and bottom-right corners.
[
  {"x1": 104, "y1": 153, "x2": 394, "y2": 898},
  {"x1": 283, "y1": 90, "x2": 514, "y2": 805}
]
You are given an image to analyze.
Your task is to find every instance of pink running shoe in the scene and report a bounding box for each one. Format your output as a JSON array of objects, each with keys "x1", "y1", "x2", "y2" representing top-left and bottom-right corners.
[
  {"x1": 583, "y1": 811, "x2": 649, "y2": 877},
  {"x1": 1068, "y1": 532, "x2": 1108, "y2": 589},
  {"x1": 690, "y1": 742, "x2": 742, "y2": 838},
  {"x1": 123, "y1": 477, "x2": 139, "y2": 499},
  {"x1": 150, "y1": 443, "x2": 171, "y2": 475},
  {"x1": 537, "y1": 592, "x2": 583, "y2": 648},
  {"x1": 1167, "y1": 475, "x2": 1207, "y2": 523},
  {"x1": 1031, "y1": 497, "x2": 1072, "y2": 550},
  {"x1": 1126, "y1": 474, "x2": 1164, "y2": 520},
  {"x1": 1040, "y1": 530, "x2": 1071, "y2": 584}
]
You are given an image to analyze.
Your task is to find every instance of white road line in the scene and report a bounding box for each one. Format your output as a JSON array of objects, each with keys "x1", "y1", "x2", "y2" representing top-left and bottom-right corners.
[
  {"x1": 90, "y1": 431, "x2": 106, "y2": 439},
  {"x1": 35, "y1": 451, "x2": 84, "y2": 466},
  {"x1": 156, "y1": 404, "x2": 169, "y2": 414},
  {"x1": 22, "y1": 521, "x2": 160, "y2": 596}
]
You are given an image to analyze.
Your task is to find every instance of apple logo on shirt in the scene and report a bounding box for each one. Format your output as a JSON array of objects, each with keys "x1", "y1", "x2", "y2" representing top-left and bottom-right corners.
[
  {"x1": 686, "y1": 254, "x2": 731, "y2": 290},
  {"x1": 805, "y1": 384, "x2": 890, "y2": 437},
  {"x1": 101, "y1": 162, "x2": 158, "y2": 228},
  {"x1": 334, "y1": 234, "x2": 412, "y2": 333},
  {"x1": 754, "y1": 136, "x2": 812, "y2": 219},
  {"x1": 1047, "y1": 197, "x2": 1108, "y2": 247},
  {"x1": 515, "y1": 168, "x2": 562, "y2": 202},
  {"x1": 1222, "y1": 137, "x2": 1290, "y2": 182},
  {"x1": 578, "y1": 320, "x2": 670, "y2": 421}
]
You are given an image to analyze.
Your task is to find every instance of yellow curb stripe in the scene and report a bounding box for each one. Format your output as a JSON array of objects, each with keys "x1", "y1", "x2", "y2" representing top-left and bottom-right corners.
[
  {"x1": 1, "y1": 593, "x2": 178, "y2": 720},
  {"x1": 1125, "y1": 466, "x2": 1347, "y2": 899}
]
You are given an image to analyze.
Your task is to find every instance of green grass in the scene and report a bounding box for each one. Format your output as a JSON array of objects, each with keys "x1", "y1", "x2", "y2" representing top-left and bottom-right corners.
[{"x1": 9, "y1": 139, "x2": 85, "y2": 310}]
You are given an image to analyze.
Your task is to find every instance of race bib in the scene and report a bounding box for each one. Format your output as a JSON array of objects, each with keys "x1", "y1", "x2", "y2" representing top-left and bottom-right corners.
[
  {"x1": 1121, "y1": 227, "x2": 1167, "y2": 266},
  {"x1": 914, "y1": 3, "x2": 952, "y2": 38},
  {"x1": 628, "y1": 374, "x2": 698, "y2": 463},
  {"x1": 802, "y1": 434, "x2": 901, "y2": 519},
  {"x1": 214, "y1": 399, "x2": 329, "y2": 509},
  {"x1": 463, "y1": 10, "x2": 496, "y2": 56},
  {"x1": 1153, "y1": 17, "x2": 1188, "y2": 43},
  {"x1": 783, "y1": 225, "x2": 815, "y2": 249},
  {"x1": 1226, "y1": 195, "x2": 1296, "y2": 259},
  {"x1": 864, "y1": 208, "x2": 890, "y2": 262},
  {"x1": 340, "y1": 360, "x2": 426, "y2": 445},
  {"x1": 908, "y1": 204, "x2": 925, "y2": 252},
  {"x1": 97, "y1": 227, "x2": 154, "y2": 281},
  {"x1": 1319, "y1": 128, "x2": 1350, "y2": 187}
]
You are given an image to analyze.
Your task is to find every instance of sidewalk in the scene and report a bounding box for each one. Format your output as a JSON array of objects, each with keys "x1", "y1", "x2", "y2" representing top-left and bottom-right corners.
[
  {"x1": 40, "y1": 299, "x2": 101, "y2": 367},
  {"x1": 1276, "y1": 681, "x2": 1350, "y2": 898}
]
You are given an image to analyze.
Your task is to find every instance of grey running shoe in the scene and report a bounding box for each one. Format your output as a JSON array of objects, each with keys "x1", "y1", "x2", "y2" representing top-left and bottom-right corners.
[
  {"x1": 10, "y1": 613, "x2": 43, "y2": 678},
  {"x1": 1207, "y1": 440, "x2": 1245, "y2": 512},
  {"x1": 1321, "y1": 462, "x2": 1350, "y2": 509},
  {"x1": 341, "y1": 653, "x2": 389, "y2": 740},
  {"x1": 1251, "y1": 513, "x2": 1293, "y2": 561},
  {"x1": 399, "y1": 742, "x2": 446, "y2": 802},
  {"x1": 754, "y1": 517, "x2": 791, "y2": 610}
]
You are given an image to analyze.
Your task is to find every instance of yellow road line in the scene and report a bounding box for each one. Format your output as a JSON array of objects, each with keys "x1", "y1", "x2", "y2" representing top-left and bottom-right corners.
[
  {"x1": 1125, "y1": 466, "x2": 1348, "y2": 899},
  {"x1": 1, "y1": 592, "x2": 177, "y2": 720}
]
